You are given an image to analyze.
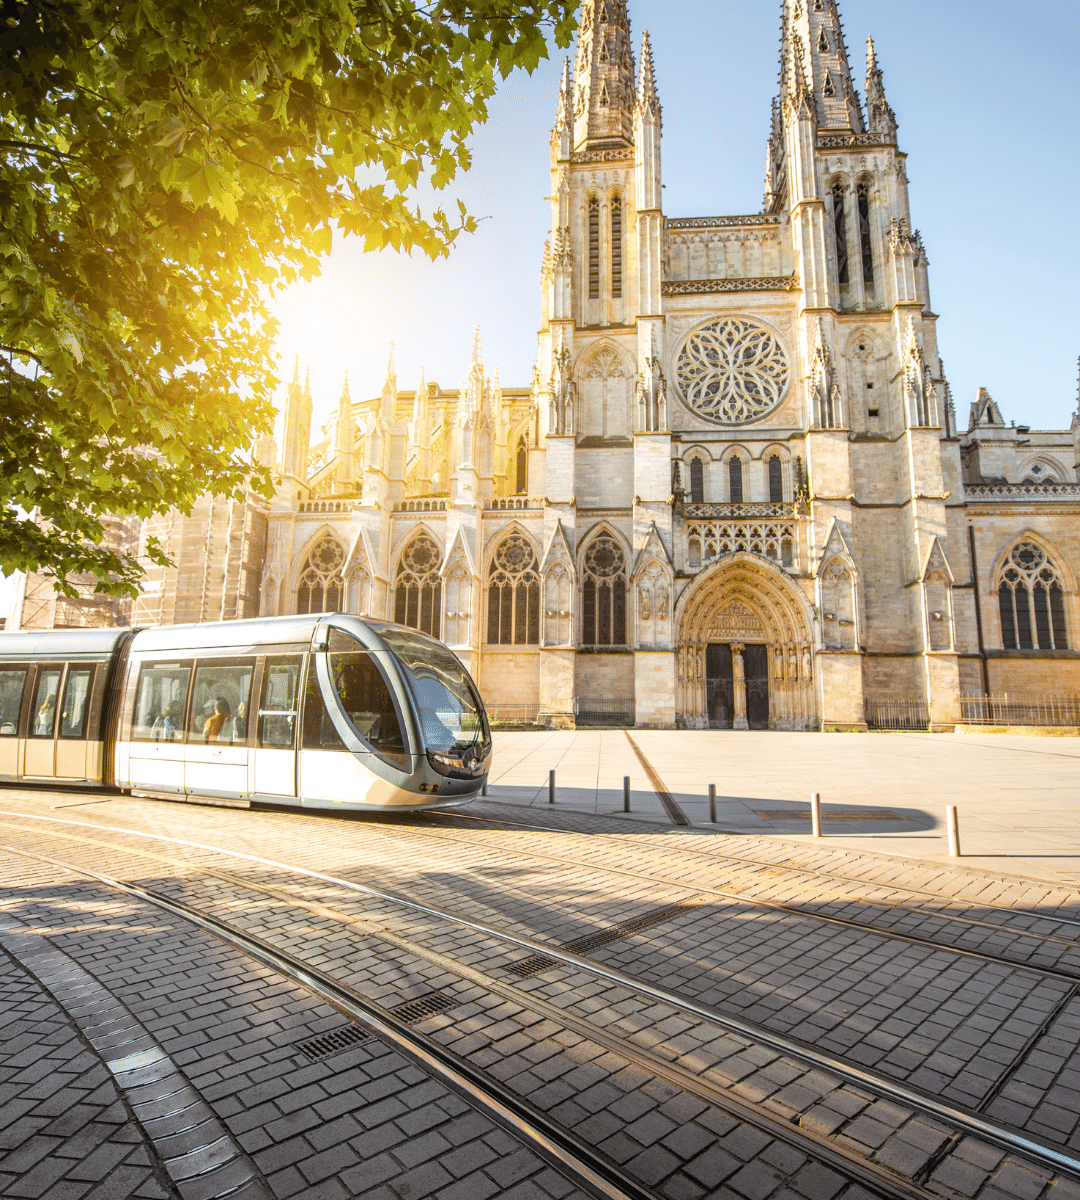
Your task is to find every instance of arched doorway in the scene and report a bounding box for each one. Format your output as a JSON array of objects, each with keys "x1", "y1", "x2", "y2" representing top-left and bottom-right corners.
[{"x1": 675, "y1": 554, "x2": 817, "y2": 730}]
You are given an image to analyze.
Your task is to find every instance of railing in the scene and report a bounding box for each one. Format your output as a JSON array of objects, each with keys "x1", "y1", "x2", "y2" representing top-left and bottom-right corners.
[
  {"x1": 485, "y1": 703, "x2": 541, "y2": 727},
  {"x1": 684, "y1": 502, "x2": 795, "y2": 519},
  {"x1": 685, "y1": 517, "x2": 796, "y2": 570},
  {"x1": 960, "y1": 695, "x2": 1080, "y2": 726},
  {"x1": 298, "y1": 499, "x2": 361, "y2": 514},
  {"x1": 575, "y1": 698, "x2": 635, "y2": 728},
  {"x1": 484, "y1": 498, "x2": 543, "y2": 511},
  {"x1": 666, "y1": 214, "x2": 782, "y2": 229},
  {"x1": 964, "y1": 483, "x2": 1080, "y2": 501},
  {"x1": 393, "y1": 499, "x2": 447, "y2": 513},
  {"x1": 865, "y1": 700, "x2": 930, "y2": 730}
]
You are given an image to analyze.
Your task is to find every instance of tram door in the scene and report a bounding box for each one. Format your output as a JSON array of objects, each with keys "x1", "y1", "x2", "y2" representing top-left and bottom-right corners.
[
  {"x1": 19, "y1": 664, "x2": 97, "y2": 779},
  {"x1": 0, "y1": 667, "x2": 28, "y2": 779},
  {"x1": 128, "y1": 662, "x2": 191, "y2": 793},
  {"x1": 185, "y1": 659, "x2": 254, "y2": 799},
  {"x1": 254, "y1": 656, "x2": 301, "y2": 798}
]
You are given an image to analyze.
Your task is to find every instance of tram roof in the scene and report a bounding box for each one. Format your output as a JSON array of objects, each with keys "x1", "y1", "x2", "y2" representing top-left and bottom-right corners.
[
  {"x1": 130, "y1": 615, "x2": 323, "y2": 653},
  {"x1": 0, "y1": 627, "x2": 132, "y2": 659}
]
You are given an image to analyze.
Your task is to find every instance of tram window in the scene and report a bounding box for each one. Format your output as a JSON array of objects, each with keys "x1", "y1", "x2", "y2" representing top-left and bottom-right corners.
[
  {"x1": 59, "y1": 668, "x2": 93, "y2": 739},
  {"x1": 0, "y1": 669, "x2": 27, "y2": 737},
  {"x1": 29, "y1": 668, "x2": 63, "y2": 738},
  {"x1": 189, "y1": 661, "x2": 254, "y2": 744},
  {"x1": 302, "y1": 657, "x2": 347, "y2": 751},
  {"x1": 133, "y1": 663, "x2": 191, "y2": 741},
  {"x1": 258, "y1": 657, "x2": 301, "y2": 748},
  {"x1": 327, "y1": 629, "x2": 407, "y2": 767}
]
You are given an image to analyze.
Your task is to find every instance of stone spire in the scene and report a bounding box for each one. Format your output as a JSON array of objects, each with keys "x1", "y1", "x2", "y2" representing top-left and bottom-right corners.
[
  {"x1": 280, "y1": 358, "x2": 312, "y2": 481},
  {"x1": 380, "y1": 345, "x2": 396, "y2": 424},
  {"x1": 332, "y1": 373, "x2": 355, "y2": 485},
  {"x1": 864, "y1": 36, "x2": 897, "y2": 138},
  {"x1": 572, "y1": 0, "x2": 636, "y2": 151},
  {"x1": 636, "y1": 29, "x2": 660, "y2": 121},
  {"x1": 781, "y1": 0, "x2": 864, "y2": 133},
  {"x1": 554, "y1": 57, "x2": 572, "y2": 135}
]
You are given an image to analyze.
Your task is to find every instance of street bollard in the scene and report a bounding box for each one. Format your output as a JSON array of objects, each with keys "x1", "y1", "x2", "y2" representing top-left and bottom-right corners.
[
  {"x1": 810, "y1": 792, "x2": 822, "y2": 838},
  {"x1": 481, "y1": 780, "x2": 487, "y2": 796},
  {"x1": 946, "y1": 805, "x2": 961, "y2": 856},
  {"x1": 624, "y1": 776, "x2": 631, "y2": 813},
  {"x1": 549, "y1": 769, "x2": 555, "y2": 805},
  {"x1": 709, "y1": 783, "x2": 717, "y2": 824}
]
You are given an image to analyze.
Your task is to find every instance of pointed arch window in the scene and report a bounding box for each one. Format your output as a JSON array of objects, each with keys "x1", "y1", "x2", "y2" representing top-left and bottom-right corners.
[
  {"x1": 822, "y1": 71, "x2": 835, "y2": 97},
  {"x1": 768, "y1": 455, "x2": 784, "y2": 502},
  {"x1": 856, "y1": 180, "x2": 874, "y2": 284},
  {"x1": 728, "y1": 456, "x2": 744, "y2": 503},
  {"x1": 689, "y1": 458, "x2": 704, "y2": 504},
  {"x1": 997, "y1": 542, "x2": 1068, "y2": 650},
  {"x1": 296, "y1": 536, "x2": 344, "y2": 614},
  {"x1": 488, "y1": 535, "x2": 540, "y2": 646},
  {"x1": 582, "y1": 534, "x2": 627, "y2": 647},
  {"x1": 610, "y1": 196, "x2": 623, "y2": 299},
  {"x1": 818, "y1": 29, "x2": 829, "y2": 52},
  {"x1": 831, "y1": 181, "x2": 848, "y2": 284},
  {"x1": 588, "y1": 197, "x2": 600, "y2": 300},
  {"x1": 515, "y1": 436, "x2": 528, "y2": 494},
  {"x1": 394, "y1": 533, "x2": 442, "y2": 637}
]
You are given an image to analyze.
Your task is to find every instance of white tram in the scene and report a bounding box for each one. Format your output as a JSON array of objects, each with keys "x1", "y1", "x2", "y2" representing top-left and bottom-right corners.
[{"x1": 0, "y1": 615, "x2": 491, "y2": 811}]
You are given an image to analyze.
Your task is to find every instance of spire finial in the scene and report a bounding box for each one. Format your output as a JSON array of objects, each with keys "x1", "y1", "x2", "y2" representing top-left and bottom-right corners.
[
  {"x1": 291, "y1": 354, "x2": 300, "y2": 385},
  {"x1": 865, "y1": 32, "x2": 897, "y2": 137},
  {"x1": 303, "y1": 366, "x2": 311, "y2": 397},
  {"x1": 554, "y1": 56, "x2": 573, "y2": 132},
  {"x1": 340, "y1": 371, "x2": 350, "y2": 402},
  {"x1": 636, "y1": 30, "x2": 660, "y2": 117}
]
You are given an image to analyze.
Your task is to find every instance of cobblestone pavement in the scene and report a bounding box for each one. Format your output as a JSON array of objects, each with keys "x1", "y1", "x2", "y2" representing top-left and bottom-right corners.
[
  {"x1": 1, "y1": 786, "x2": 1080, "y2": 1200},
  {"x1": 483, "y1": 730, "x2": 1080, "y2": 885}
]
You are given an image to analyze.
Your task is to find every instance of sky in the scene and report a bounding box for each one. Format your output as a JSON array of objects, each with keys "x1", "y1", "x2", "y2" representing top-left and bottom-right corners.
[{"x1": 270, "y1": 0, "x2": 1080, "y2": 442}]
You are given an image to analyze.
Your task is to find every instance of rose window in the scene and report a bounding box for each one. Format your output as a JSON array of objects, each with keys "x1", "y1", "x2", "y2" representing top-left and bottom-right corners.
[{"x1": 675, "y1": 317, "x2": 791, "y2": 425}]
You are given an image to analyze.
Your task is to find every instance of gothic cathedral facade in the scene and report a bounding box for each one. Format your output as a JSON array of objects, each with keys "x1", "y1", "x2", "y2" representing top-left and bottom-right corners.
[{"x1": 13, "y1": 0, "x2": 1080, "y2": 730}]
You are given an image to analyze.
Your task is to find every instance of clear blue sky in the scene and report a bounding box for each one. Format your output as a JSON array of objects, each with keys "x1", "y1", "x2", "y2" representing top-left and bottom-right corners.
[{"x1": 271, "y1": 0, "x2": 1080, "y2": 440}]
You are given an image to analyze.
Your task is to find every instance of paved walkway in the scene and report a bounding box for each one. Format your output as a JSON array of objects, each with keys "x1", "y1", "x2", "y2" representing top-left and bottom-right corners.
[{"x1": 486, "y1": 730, "x2": 1080, "y2": 886}]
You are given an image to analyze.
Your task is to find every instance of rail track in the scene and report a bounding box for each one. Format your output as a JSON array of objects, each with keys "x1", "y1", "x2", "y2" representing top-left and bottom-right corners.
[{"x1": 1, "y1": 801, "x2": 1078, "y2": 1200}]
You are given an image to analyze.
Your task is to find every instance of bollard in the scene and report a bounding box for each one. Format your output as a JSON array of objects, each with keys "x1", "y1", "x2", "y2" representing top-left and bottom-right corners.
[
  {"x1": 549, "y1": 769, "x2": 555, "y2": 805},
  {"x1": 810, "y1": 792, "x2": 822, "y2": 838},
  {"x1": 481, "y1": 780, "x2": 487, "y2": 797},
  {"x1": 946, "y1": 805, "x2": 961, "y2": 856},
  {"x1": 709, "y1": 783, "x2": 717, "y2": 824},
  {"x1": 624, "y1": 776, "x2": 631, "y2": 813}
]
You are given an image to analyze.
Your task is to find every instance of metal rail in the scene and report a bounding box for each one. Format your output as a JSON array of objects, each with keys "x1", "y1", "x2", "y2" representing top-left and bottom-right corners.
[{"x1": 2, "y1": 809, "x2": 1080, "y2": 1182}]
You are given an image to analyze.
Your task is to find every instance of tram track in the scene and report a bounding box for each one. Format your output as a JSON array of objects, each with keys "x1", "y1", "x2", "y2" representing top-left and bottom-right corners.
[{"x1": 1, "y1": 806, "x2": 1079, "y2": 1200}]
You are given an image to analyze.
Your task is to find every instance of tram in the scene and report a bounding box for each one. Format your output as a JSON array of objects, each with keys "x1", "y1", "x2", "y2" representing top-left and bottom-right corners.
[{"x1": 0, "y1": 614, "x2": 491, "y2": 811}]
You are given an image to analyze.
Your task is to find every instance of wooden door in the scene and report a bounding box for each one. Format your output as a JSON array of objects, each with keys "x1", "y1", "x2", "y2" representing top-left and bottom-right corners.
[
  {"x1": 705, "y1": 644, "x2": 734, "y2": 730},
  {"x1": 744, "y1": 644, "x2": 770, "y2": 730}
]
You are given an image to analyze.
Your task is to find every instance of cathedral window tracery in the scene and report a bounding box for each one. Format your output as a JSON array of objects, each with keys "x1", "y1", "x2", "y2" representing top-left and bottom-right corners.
[
  {"x1": 856, "y1": 179, "x2": 874, "y2": 285},
  {"x1": 689, "y1": 458, "x2": 704, "y2": 503},
  {"x1": 997, "y1": 541, "x2": 1068, "y2": 651},
  {"x1": 296, "y1": 535, "x2": 344, "y2": 614},
  {"x1": 611, "y1": 195, "x2": 623, "y2": 299},
  {"x1": 487, "y1": 535, "x2": 540, "y2": 646},
  {"x1": 674, "y1": 317, "x2": 791, "y2": 425},
  {"x1": 516, "y1": 436, "x2": 528, "y2": 494},
  {"x1": 818, "y1": 29, "x2": 829, "y2": 52},
  {"x1": 582, "y1": 534, "x2": 627, "y2": 647},
  {"x1": 830, "y1": 180, "x2": 848, "y2": 284},
  {"x1": 728, "y1": 456, "x2": 744, "y2": 503},
  {"x1": 588, "y1": 197, "x2": 600, "y2": 300},
  {"x1": 768, "y1": 455, "x2": 784, "y2": 502},
  {"x1": 394, "y1": 533, "x2": 442, "y2": 637},
  {"x1": 822, "y1": 71, "x2": 835, "y2": 97}
]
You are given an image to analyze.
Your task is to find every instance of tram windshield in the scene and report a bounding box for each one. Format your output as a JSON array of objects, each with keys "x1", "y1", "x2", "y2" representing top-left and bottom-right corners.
[{"x1": 375, "y1": 627, "x2": 489, "y2": 758}]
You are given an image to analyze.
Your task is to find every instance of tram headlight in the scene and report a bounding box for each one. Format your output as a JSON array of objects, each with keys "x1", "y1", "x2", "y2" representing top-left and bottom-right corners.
[{"x1": 426, "y1": 744, "x2": 487, "y2": 779}]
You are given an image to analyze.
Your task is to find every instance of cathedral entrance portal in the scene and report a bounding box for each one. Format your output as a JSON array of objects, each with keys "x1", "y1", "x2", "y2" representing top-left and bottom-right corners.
[
  {"x1": 705, "y1": 643, "x2": 769, "y2": 730},
  {"x1": 676, "y1": 555, "x2": 817, "y2": 731}
]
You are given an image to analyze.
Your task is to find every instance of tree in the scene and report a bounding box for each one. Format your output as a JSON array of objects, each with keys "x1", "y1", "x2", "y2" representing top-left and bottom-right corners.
[{"x1": 0, "y1": 0, "x2": 577, "y2": 597}]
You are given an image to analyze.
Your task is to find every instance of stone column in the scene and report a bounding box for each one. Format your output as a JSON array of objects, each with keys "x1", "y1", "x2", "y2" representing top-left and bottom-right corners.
[{"x1": 731, "y1": 642, "x2": 749, "y2": 731}]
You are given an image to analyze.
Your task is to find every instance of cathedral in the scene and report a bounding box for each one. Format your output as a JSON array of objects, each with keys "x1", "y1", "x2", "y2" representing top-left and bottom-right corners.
[{"x1": 9, "y1": 0, "x2": 1080, "y2": 731}]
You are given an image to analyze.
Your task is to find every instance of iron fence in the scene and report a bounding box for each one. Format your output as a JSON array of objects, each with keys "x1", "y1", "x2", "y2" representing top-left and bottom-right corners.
[
  {"x1": 575, "y1": 699, "x2": 636, "y2": 728},
  {"x1": 485, "y1": 703, "x2": 541, "y2": 728},
  {"x1": 960, "y1": 695, "x2": 1080, "y2": 727},
  {"x1": 864, "y1": 700, "x2": 930, "y2": 731}
]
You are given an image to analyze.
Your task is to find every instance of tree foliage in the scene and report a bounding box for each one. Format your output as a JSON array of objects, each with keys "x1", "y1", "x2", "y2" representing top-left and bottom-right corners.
[{"x1": 0, "y1": 0, "x2": 577, "y2": 596}]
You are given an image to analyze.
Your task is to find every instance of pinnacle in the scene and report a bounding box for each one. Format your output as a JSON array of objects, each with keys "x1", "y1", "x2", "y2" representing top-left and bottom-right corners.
[{"x1": 637, "y1": 29, "x2": 659, "y2": 107}]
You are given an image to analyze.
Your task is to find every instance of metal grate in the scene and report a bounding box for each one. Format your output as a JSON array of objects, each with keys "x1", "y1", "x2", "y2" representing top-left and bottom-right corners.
[
  {"x1": 575, "y1": 699, "x2": 635, "y2": 728},
  {"x1": 960, "y1": 694, "x2": 1080, "y2": 727},
  {"x1": 387, "y1": 991, "x2": 459, "y2": 1024},
  {"x1": 754, "y1": 809, "x2": 906, "y2": 822},
  {"x1": 865, "y1": 699, "x2": 930, "y2": 730},
  {"x1": 507, "y1": 896, "x2": 711, "y2": 979},
  {"x1": 295, "y1": 1024, "x2": 372, "y2": 1061}
]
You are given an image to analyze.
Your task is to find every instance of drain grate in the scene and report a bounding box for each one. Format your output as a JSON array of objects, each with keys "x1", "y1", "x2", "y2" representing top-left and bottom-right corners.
[
  {"x1": 387, "y1": 991, "x2": 459, "y2": 1024},
  {"x1": 507, "y1": 895, "x2": 712, "y2": 979},
  {"x1": 295, "y1": 1024, "x2": 372, "y2": 1061},
  {"x1": 755, "y1": 809, "x2": 906, "y2": 822}
]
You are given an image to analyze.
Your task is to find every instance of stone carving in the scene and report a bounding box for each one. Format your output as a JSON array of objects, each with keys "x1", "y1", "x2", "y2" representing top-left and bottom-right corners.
[
  {"x1": 636, "y1": 351, "x2": 667, "y2": 432},
  {"x1": 548, "y1": 342, "x2": 575, "y2": 435},
  {"x1": 810, "y1": 320, "x2": 843, "y2": 429},
  {"x1": 675, "y1": 317, "x2": 791, "y2": 425},
  {"x1": 666, "y1": 214, "x2": 782, "y2": 230},
  {"x1": 662, "y1": 278, "x2": 798, "y2": 297}
]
